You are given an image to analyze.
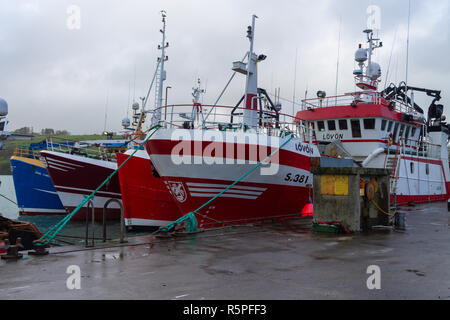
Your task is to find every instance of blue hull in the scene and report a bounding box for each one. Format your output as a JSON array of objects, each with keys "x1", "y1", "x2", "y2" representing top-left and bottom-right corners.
[{"x1": 10, "y1": 157, "x2": 67, "y2": 215}]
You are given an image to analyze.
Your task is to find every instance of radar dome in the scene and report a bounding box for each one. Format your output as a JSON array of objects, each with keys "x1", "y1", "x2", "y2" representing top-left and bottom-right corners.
[
  {"x1": 122, "y1": 117, "x2": 131, "y2": 127},
  {"x1": 132, "y1": 102, "x2": 140, "y2": 110},
  {"x1": 355, "y1": 48, "x2": 368, "y2": 63},
  {"x1": 368, "y1": 62, "x2": 381, "y2": 80},
  {"x1": 0, "y1": 97, "x2": 8, "y2": 117}
]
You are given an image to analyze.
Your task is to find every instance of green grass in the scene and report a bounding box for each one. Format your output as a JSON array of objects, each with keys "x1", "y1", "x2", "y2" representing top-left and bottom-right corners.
[{"x1": 0, "y1": 134, "x2": 123, "y2": 175}]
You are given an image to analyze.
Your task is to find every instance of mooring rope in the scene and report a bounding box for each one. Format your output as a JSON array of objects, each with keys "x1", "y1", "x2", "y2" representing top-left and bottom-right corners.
[
  {"x1": 0, "y1": 193, "x2": 18, "y2": 206},
  {"x1": 35, "y1": 125, "x2": 162, "y2": 246}
]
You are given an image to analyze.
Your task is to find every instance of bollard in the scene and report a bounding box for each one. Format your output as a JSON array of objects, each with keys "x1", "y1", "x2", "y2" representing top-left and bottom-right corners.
[
  {"x1": 29, "y1": 239, "x2": 49, "y2": 256},
  {"x1": 1, "y1": 238, "x2": 24, "y2": 260},
  {"x1": 395, "y1": 211, "x2": 406, "y2": 230}
]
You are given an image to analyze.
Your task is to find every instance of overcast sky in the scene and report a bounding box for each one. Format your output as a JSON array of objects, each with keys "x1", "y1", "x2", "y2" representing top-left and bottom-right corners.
[{"x1": 0, "y1": 0, "x2": 448, "y2": 134}]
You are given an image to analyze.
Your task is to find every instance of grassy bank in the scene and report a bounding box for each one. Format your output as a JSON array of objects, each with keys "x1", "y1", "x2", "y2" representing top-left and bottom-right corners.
[{"x1": 0, "y1": 135, "x2": 121, "y2": 175}]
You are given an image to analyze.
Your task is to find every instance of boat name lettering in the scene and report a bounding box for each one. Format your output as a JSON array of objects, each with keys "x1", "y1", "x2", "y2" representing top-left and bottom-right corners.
[
  {"x1": 322, "y1": 133, "x2": 344, "y2": 140},
  {"x1": 295, "y1": 143, "x2": 314, "y2": 155}
]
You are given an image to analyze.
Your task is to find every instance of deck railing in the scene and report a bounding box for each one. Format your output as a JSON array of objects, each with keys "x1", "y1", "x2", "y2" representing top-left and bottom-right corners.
[
  {"x1": 12, "y1": 146, "x2": 41, "y2": 160},
  {"x1": 300, "y1": 91, "x2": 420, "y2": 117},
  {"x1": 151, "y1": 103, "x2": 310, "y2": 140}
]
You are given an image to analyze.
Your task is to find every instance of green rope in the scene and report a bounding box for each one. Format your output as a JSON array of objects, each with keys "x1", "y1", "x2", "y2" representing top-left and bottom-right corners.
[
  {"x1": 35, "y1": 125, "x2": 162, "y2": 246},
  {"x1": 160, "y1": 134, "x2": 294, "y2": 233}
]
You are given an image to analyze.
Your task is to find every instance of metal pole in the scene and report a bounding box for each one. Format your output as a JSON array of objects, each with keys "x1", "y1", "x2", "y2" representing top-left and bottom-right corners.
[
  {"x1": 164, "y1": 86, "x2": 171, "y2": 121},
  {"x1": 102, "y1": 203, "x2": 107, "y2": 242},
  {"x1": 85, "y1": 201, "x2": 89, "y2": 247},
  {"x1": 85, "y1": 200, "x2": 94, "y2": 247},
  {"x1": 91, "y1": 200, "x2": 95, "y2": 247},
  {"x1": 120, "y1": 202, "x2": 125, "y2": 243}
]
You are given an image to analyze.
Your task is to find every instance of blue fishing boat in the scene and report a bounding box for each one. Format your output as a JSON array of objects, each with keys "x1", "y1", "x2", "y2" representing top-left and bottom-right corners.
[{"x1": 10, "y1": 141, "x2": 73, "y2": 216}]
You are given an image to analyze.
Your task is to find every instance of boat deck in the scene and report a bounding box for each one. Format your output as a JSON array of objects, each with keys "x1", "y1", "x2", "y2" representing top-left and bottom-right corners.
[{"x1": 1, "y1": 202, "x2": 449, "y2": 300}]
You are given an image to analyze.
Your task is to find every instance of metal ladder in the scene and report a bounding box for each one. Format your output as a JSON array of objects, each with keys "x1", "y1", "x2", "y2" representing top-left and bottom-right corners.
[
  {"x1": 385, "y1": 145, "x2": 401, "y2": 194},
  {"x1": 154, "y1": 62, "x2": 161, "y2": 109}
]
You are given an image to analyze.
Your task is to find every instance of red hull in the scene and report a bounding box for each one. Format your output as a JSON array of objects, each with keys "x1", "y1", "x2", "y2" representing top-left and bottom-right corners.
[
  {"x1": 116, "y1": 152, "x2": 182, "y2": 227},
  {"x1": 41, "y1": 151, "x2": 122, "y2": 221},
  {"x1": 392, "y1": 194, "x2": 449, "y2": 206},
  {"x1": 160, "y1": 177, "x2": 311, "y2": 229}
]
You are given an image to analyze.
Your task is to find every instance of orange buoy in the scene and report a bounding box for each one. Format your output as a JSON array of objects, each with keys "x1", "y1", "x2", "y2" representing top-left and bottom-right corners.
[{"x1": 301, "y1": 201, "x2": 313, "y2": 216}]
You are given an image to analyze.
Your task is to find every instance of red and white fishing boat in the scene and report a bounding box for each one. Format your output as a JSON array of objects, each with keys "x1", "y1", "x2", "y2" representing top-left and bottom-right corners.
[
  {"x1": 296, "y1": 28, "x2": 450, "y2": 205},
  {"x1": 144, "y1": 16, "x2": 320, "y2": 229}
]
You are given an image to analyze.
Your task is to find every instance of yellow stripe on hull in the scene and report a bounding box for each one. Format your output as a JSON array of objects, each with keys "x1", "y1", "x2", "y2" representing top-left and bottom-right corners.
[{"x1": 10, "y1": 156, "x2": 46, "y2": 168}]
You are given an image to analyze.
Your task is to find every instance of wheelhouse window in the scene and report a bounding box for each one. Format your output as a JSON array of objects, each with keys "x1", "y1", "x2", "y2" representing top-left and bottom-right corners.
[
  {"x1": 405, "y1": 126, "x2": 411, "y2": 143},
  {"x1": 381, "y1": 119, "x2": 387, "y2": 131},
  {"x1": 393, "y1": 122, "x2": 399, "y2": 142},
  {"x1": 411, "y1": 127, "x2": 416, "y2": 138},
  {"x1": 338, "y1": 119, "x2": 348, "y2": 130},
  {"x1": 317, "y1": 121, "x2": 325, "y2": 132},
  {"x1": 363, "y1": 118, "x2": 376, "y2": 129},
  {"x1": 351, "y1": 119, "x2": 362, "y2": 138},
  {"x1": 327, "y1": 120, "x2": 336, "y2": 131},
  {"x1": 399, "y1": 124, "x2": 405, "y2": 141},
  {"x1": 387, "y1": 121, "x2": 393, "y2": 132}
]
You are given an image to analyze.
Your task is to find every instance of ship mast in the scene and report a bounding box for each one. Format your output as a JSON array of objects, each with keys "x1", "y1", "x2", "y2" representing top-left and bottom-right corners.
[
  {"x1": 152, "y1": 11, "x2": 168, "y2": 125},
  {"x1": 354, "y1": 29, "x2": 382, "y2": 92},
  {"x1": 243, "y1": 14, "x2": 260, "y2": 130}
]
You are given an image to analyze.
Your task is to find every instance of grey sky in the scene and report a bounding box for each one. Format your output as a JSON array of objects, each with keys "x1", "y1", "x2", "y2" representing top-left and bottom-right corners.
[{"x1": 0, "y1": 0, "x2": 448, "y2": 134}]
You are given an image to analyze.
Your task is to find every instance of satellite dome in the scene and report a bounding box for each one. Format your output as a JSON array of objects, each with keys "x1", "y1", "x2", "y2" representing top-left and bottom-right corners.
[
  {"x1": 0, "y1": 97, "x2": 8, "y2": 117},
  {"x1": 355, "y1": 48, "x2": 368, "y2": 63},
  {"x1": 367, "y1": 62, "x2": 381, "y2": 80},
  {"x1": 122, "y1": 117, "x2": 131, "y2": 127},
  {"x1": 132, "y1": 102, "x2": 140, "y2": 110}
]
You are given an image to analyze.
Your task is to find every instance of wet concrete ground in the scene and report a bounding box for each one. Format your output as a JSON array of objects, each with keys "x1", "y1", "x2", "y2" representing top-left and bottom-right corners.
[{"x1": 1, "y1": 202, "x2": 449, "y2": 300}]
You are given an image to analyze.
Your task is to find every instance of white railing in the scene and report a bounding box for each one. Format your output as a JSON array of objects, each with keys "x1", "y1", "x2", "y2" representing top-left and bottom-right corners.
[
  {"x1": 301, "y1": 91, "x2": 418, "y2": 116},
  {"x1": 153, "y1": 104, "x2": 309, "y2": 139},
  {"x1": 45, "y1": 137, "x2": 126, "y2": 162}
]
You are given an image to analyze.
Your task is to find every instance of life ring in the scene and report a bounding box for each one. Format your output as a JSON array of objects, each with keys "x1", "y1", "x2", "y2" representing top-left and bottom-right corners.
[{"x1": 364, "y1": 182, "x2": 375, "y2": 200}]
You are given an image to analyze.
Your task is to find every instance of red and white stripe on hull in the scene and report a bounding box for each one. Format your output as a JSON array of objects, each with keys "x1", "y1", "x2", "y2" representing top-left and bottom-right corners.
[
  {"x1": 116, "y1": 150, "x2": 182, "y2": 228},
  {"x1": 40, "y1": 150, "x2": 122, "y2": 221},
  {"x1": 161, "y1": 177, "x2": 311, "y2": 228},
  {"x1": 145, "y1": 128, "x2": 319, "y2": 229}
]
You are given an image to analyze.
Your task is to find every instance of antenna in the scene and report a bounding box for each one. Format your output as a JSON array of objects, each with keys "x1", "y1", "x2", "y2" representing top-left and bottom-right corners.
[
  {"x1": 384, "y1": 26, "x2": 398, "y2": 88},
  {"x1": 151, "y1": 10, "x2": 169, "y2": 125},
  {"x1": 103, "y1": 88, "x2": 109, "y2": 132},
  {"x1": 127, "y1": 79, "x2": 131, "y2": 118},
  {"x1": 133, "y1": 64, "x2": 136, "y2": 103},
  {"x1": 292, "y1": 48, "x2": 298, "y2": 116},
  {"x1": 335, "y1": 16, "x2": 342, "y2": 105},
  {"x1": 405, "y1": 0, "x2": 411, "y2": 86}
]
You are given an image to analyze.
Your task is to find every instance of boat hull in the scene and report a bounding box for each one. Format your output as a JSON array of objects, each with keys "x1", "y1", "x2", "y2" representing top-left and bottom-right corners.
[
  {"x1": 10, "y1": 156, "x2": 66, "y2": 216},
  {"x1": 145, "y1": 128, "x2": 318, "y2": 229},
  {"x1": 116, "y1": 150, "x2": 181, "y2": 228},
  {"x1": 40, "y1": 151, "x2": 121, "y2": 221}
]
